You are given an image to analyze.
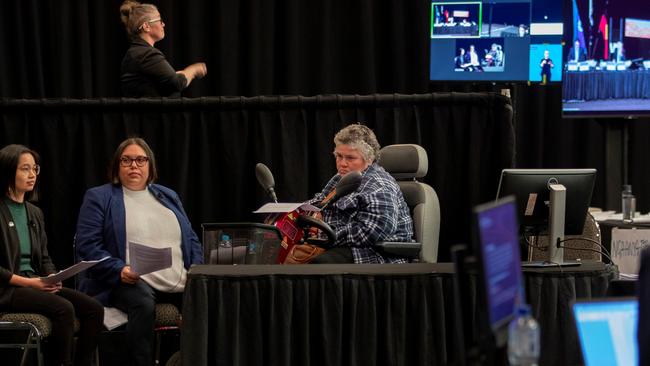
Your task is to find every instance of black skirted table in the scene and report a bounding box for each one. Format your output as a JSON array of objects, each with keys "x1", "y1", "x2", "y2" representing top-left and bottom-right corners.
[
  {"x1": 563, "y1": 69, "x2": 650, "y2": 101},
  {"x1": 181, "y1": 262, "x2": 617, "y2": 366}
]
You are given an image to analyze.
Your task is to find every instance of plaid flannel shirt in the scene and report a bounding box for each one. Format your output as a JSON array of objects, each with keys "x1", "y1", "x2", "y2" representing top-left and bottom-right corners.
[{"x1": 310, "y1": 163, "x2": 414, "y2": 264}]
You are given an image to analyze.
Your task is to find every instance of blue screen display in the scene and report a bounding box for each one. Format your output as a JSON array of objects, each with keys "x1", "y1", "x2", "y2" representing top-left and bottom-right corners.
[
  {"x1": 562, "y1": 0, "x2": 650, "y2": 117},
  {"x1": 476, "y1": 199, "x2": 523, "y2": 329},
  {"x1": 430, "y1": 0, "x2": 564, "y2": 82},
  {"x1": 573, "y1": 299, "x2": 638, "y2": 366}
]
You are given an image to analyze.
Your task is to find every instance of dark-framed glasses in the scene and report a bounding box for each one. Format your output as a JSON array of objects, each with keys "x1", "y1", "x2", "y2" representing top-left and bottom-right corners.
[
  {"x1": 120, "y1": 156, "x2": 149, "y2": 167},
  {"x1": 18, "y1": 164, "x2": 40, "y2": 176}
]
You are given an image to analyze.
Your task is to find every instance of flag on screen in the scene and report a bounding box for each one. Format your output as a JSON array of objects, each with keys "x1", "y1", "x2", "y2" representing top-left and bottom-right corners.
[
  {"x1": 598, "y1": 14, "x2": 609, "y2": 59},
  {"x1": 572, "y1": 0, "x2": 586, "y2": 49}
]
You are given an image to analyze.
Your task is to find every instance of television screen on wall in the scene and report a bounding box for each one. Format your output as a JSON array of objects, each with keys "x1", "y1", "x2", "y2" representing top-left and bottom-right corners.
[
  {"x1": 429, "y1": 0, "x2": 564, "y2": 83},
  {"x1": 562, "y1": 0, "x2": 650, "y2": 117}
]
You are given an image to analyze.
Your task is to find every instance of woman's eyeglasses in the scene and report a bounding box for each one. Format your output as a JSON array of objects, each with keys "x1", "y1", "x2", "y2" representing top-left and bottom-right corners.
[
  {"x1": 119, "y1": 156, "x2": 149, "y2": 167},
  {"x1": 18, "y1": 164, "x2": 40, "y2": 176}
]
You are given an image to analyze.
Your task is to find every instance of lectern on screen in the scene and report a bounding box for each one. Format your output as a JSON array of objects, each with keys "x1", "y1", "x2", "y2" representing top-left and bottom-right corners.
[{"x1": 496, "y1": 169, "x2": 597, "y2": 266}]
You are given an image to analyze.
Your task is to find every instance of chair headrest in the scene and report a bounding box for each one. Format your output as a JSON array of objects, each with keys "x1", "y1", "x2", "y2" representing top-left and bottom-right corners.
[{"x1": 378, "y1": 144, "x2": 428, "y2": 179}]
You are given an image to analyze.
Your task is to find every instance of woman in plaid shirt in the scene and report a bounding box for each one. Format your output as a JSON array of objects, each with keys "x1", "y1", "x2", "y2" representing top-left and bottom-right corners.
[{"x1": 310, "y1": 124, "x2": 414, "y2": 264}]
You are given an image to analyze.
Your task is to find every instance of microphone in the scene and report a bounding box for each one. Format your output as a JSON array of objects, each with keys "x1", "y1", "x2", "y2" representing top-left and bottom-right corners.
[
  {"x1": 255, "y1": 163, "x2": 278, "y2": 203},
  {"x1": 319, "y1": 171, "x2": 362, "y2": 209}
]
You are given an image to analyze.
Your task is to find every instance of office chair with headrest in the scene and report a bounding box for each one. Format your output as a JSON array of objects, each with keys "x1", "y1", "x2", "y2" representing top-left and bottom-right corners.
[{"x1": 377, "y1": 144, "x2": 441, "y2": 262}]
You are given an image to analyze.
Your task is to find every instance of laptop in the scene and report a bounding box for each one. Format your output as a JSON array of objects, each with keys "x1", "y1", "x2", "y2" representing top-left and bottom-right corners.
[{"x1": 572, "y1": 298, "x2": 638, "y2": 366}]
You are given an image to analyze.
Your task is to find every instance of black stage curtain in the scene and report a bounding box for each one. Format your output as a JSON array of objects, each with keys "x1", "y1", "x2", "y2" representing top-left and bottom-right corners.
[
  {"x1": 0, "y1": 0, "x2": 429, "y2": 98},
  {"x1": 4, "y1": 0, "x2": 650, "y2": 260},
  {"x1": 2, "y1": 0, "x2": 648, "y2": 214},
  {"x1": 0, "y1": 93, "x2": 513, "y2": 266}
]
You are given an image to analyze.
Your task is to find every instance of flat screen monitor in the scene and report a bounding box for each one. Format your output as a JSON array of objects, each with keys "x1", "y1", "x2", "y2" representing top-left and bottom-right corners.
[
  {"x1": 562, "y1": 0, "x2": 650, "y2": 117},
  {"x1": 472, "y1": 195, "x2": 524, "y2": 347},
  {"x1": 429, "y1": 0, "x2": 564, "y2": 82},
  {"x1": 572, "y1": 298, "x2": 638, "y2": 366},
  {"x1": 496, "y1": 169, "x2": 596, "y2": 237}
]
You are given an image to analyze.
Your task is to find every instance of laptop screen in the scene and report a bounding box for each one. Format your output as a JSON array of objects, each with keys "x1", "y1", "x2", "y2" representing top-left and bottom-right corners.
[{"x1": 573, "y1": 298, "x2": 638, "y2": 366}]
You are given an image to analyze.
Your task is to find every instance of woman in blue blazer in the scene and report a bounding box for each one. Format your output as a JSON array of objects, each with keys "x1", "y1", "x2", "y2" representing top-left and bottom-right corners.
[{"x1": 76, "y1": 137, "x2": 202, "y2": 366}]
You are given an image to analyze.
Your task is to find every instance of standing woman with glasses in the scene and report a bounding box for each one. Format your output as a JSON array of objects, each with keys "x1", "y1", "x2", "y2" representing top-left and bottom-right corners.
[
  {"x1": 120, "y1": 0, "x2": 207, "y2": 97},
  {"x1": 75, "y1": 138, "x2": 202, "y2": 366},
  {"x1": 0, "y1": 144, "x2": 104, "y2": 366}
]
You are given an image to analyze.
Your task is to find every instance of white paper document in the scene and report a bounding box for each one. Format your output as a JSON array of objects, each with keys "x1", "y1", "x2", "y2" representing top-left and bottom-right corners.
[
  {"x1": 40, "y1": 256, "x2": 109, "y2": 285},
  {"x1": 253, "y1": 202, "x2": 320, "y2": 214},
  {"x1": 128, "y1": 241, "x2": 172, "y2": 275},
  {"x1": 103, "y1": 307, "x2": 128, "y2": 330}
]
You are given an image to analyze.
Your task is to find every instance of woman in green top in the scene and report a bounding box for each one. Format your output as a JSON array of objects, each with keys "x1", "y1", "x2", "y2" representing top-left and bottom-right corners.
[{"x1": 0, "y1": 144, "x2": 104, "y2": 366}]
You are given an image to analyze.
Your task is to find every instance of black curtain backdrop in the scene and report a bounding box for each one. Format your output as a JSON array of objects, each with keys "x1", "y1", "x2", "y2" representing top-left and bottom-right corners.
[
  {"x1": 1, "y1": 93, "x2": 513, "y2": 267},
  {"x1": 1, "y1": 0, "x2": 650, "y2": 266},
  {"x1": 0, "y1": 0, "x2": 429, "y2": 98}
]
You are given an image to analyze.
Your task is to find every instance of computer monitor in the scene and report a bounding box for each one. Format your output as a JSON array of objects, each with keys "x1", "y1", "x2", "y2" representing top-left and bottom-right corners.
[
  {"x1": 562, "y1": 0, "x2": 650, "y2": 117},
  {"x1": 473, "y1": 195, "x2": 524, "y2": 344},
  {"x1": 496, "y1": 169, "x2": 596, "y2": 264},
  {"x1": 450, "y1": 196, "x2": 524, "y2": 365},
  {"x1": 572, "y1": 298, "x2": 638, "y2": 366}
]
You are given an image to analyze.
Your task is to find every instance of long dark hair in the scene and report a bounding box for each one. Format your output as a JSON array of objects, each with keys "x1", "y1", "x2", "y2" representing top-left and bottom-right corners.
[{"x1": 0, "y1": 144, "x2": 40, "y2": 201}]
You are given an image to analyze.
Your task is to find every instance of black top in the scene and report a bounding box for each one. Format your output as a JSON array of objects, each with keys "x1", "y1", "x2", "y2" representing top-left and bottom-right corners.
[
  {"x1": 121, "y1": 37, "x2": 188, "y2": 97},
  {"x1": 540, "y1": 58, "x2": 553, "y2": 76},
  {"x1": 0, "y1": 199, "x2": 56, "y2": 307}
]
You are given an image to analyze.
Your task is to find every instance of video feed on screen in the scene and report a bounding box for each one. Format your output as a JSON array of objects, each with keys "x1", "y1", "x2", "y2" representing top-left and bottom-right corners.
[
  {"x1": 562, "y1": 0, "x2": 650, "y2": 117},
  {"x1": 430, "y1": 0, "x2": 564, "y2": 82},
  {"x1": 529, "y1": 44, "x2": 563, "y2": 82},
  {"x1": 480, "y1": 2, "x2": 530, "y2": 38},
  {"x1": 431, "y1": 2, "x2": 482, "y2": 38},
  {"x1": 454, "y1": 39, "x2": 506, "y2": 72}
]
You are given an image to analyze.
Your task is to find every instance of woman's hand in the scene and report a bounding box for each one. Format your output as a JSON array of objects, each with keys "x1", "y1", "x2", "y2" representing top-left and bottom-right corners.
[
  {"x1": 177, "y1": 62, "x2": 208, "y2": 87},
  {"x1": 120, "y1": 265, "x2": 140, "y2": 284},
  {"x1": 29, "y1": 278, "x2": 60, "y2": 292},
  {"x1": 9, "y1": 274, "x2": 60, "y2": 292},
  {"x1": 187, "y1": 62, "x2": 207, "y2": 79}
]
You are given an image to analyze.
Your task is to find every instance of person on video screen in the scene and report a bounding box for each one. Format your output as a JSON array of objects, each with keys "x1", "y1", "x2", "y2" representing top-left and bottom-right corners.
[
  {"x1": 568, "y1": 40, "x2": 587, "y2": 63},
  {"x1": 540, "y1": 50, "x2": 554, "y2": 83},
  {"x1": 455, "y1": 48, "x2": 471, "y2": 70}
]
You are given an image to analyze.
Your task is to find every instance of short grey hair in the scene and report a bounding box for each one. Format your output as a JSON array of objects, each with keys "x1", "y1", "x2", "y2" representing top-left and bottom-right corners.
[{"x1": 334, "y1": 124, "x2": 381, "y2": 163}]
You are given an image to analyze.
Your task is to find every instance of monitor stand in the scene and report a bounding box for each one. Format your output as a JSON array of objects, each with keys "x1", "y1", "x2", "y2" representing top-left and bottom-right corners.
[{"x1": 522, "y1": 183, "x2": 581, "y2": 268}]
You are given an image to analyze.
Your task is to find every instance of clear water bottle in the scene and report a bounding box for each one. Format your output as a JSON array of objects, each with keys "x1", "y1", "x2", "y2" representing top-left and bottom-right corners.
[
  {"x1": 508, "y1": 304, "x2": 540, "y2": 366},
  {"x1": 219, "y1": 234, "x2": 232, "y2": 248},
  {"x1": 622, "y1": 185, "x2": 636, "y2": 223}
]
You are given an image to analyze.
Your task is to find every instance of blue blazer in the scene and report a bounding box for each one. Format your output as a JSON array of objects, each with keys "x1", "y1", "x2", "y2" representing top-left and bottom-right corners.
[{"x1": 75, "y1": 183, "x2": 203, "y2": 305}]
